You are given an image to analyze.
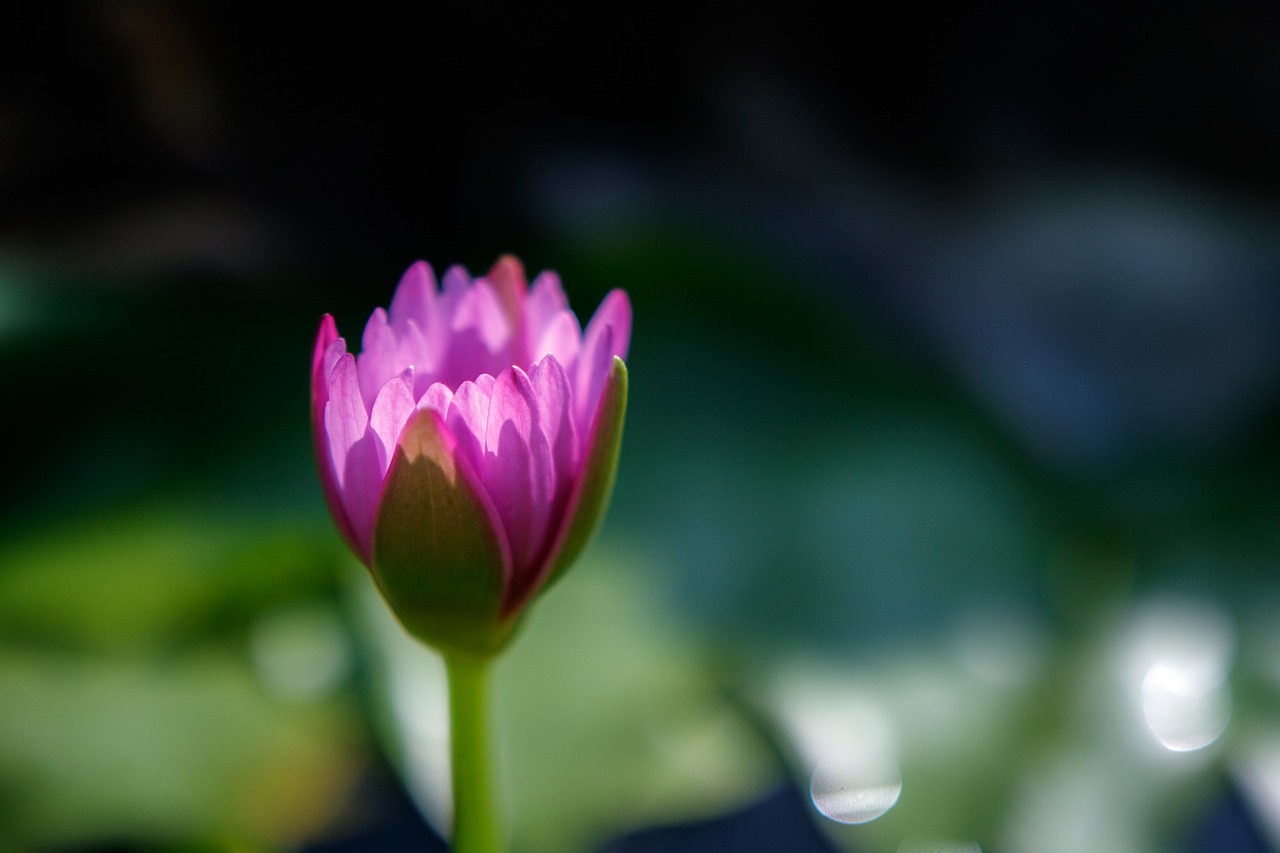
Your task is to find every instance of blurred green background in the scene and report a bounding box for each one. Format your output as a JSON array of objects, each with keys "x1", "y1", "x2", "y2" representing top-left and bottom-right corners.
[{"x1": 3, "y1": 3, "x2": 1280, "y2": 851}]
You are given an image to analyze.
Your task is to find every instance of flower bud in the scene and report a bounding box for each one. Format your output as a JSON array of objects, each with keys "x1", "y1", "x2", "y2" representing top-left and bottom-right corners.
[{"x1": 312, "y1": 257, "x2": 630, "y2": 656}]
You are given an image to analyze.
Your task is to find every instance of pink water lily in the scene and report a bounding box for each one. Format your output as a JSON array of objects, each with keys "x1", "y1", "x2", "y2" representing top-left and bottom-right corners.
[{"x1": 312, "y1": 256, "x2": 630, "y2": 655}]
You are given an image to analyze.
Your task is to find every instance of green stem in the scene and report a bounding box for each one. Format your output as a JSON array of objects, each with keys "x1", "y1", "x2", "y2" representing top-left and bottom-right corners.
[{"x1": 445, "y1": 654, "x2": 503, "y2": 853}]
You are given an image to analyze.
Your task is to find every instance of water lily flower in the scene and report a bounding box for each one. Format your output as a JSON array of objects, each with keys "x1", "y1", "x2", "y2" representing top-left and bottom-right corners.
[{"x1": 312, "y1": 256, "x2": 630, "y2": 657}]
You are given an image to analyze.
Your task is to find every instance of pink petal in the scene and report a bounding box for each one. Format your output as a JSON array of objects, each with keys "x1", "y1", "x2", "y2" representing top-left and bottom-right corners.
[
  {"x1": 324, "y1": 353, "x2": 379, "y2": 562},
  {"x1": 484, "y1": 254, "x2": 528, "y2": 326},
  {"x1": 369, "y1": 368, "x2": 416, "y2": 475},
  {"x1": 576, "y1": 289, "x2": 632, "y2": 430},
  {"x1": 433, "y1": 282, "x2": 513, "y2": 388},
  {"x1": 525, "y1": 270, "x2": 569, "y2": 337},
  {"x1": 437, "y1": 264, "x2": 471, "y2": 323},
  {"x1": 357, "y1": 307, "x2": 401, "y2": 408},
  {"x1": 311, "y1": 314, "x2": 340, "y2": 410},
  {"x1": 531, "y1": 355, "x2": 578, "y2": 506},
  {"x1": 312, "y1": 316, "x2": 362, "y2": 559},
  {"x1": 388, "y1": 261, "x2": 437, "y2": 332},
  {"x1": 324, "y1": 353, "x2": 369, "y2": 491},
  {"x1": 321, "y1": 338, "x2": 347, "y2": 390},
  {"x1": 445, "y1": 377, "x2": 493, "y2": 478},
  {"x1": 400, "y1": 317, "x2": 442, "y2": 397},
  {"x1": 418, "y1": 381, "x2": 454, "y2": 418},
  {"x1": 482, "y1": 366, "x2": 553, "y2": 577},
  {"x1": 582, "y1": 289, "x2": 632, "y2": 363},
  {"x1": 450, "y1": 280, "x2": 512, "y2": 353},
  {"x1": 531, "y1": 310, "x2": 581, "y2": 373},
  {"x1": 341, "y1": 433, "x2": 383, "y2": 563},
  {"x1": 442, "y1": 264, "x2": 471, "y2": 297},
  {"x1": 312, "y1": 324, "x2": 351, "y2": 496}
]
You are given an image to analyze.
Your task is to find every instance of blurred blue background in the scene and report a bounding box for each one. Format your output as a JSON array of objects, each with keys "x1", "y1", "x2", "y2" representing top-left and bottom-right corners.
[{"x1": 3, "y1": 3, "x2": 1280, "y2": 851}]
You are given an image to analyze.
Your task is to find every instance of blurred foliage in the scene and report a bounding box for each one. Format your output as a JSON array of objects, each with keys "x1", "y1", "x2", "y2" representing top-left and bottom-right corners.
[
  {"x1": 500, "y1": 549, "x2": 774, "y2": 851},
  {"x1": 0, "y1": 507, "x2": 363, "y2": 850}
]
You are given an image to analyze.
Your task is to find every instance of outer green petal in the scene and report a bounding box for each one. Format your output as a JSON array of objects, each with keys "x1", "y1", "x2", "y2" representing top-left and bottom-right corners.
[
  {"x1": 372, "y1": 408, "x2": 514, "y2": 658},
  {"x1": 516, "y1": 356, "x2": 628, "y2": 614}
]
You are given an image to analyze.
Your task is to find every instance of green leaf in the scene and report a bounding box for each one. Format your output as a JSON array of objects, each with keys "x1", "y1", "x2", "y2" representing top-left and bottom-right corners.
[
  {"x1": 497, "y1": 547, "x2": 774, "y2": 852},
  {"x1": 372, "y1": 409, "x2": 512, "y2": 658}
]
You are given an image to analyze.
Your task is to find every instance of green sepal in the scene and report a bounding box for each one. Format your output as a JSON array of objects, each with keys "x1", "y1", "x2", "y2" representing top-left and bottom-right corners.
[
  {"x1": 529, "y1": 356, "x2": 629, "y2": 605},
  {"x1": 371, "y1": 408, "x2": 513, "y2": 658}
]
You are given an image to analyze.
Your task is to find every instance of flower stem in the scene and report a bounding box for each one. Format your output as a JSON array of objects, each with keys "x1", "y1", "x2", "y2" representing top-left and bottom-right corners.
[{"x1": 445, "y1": 653, "x2": 503, "y2": 853}]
